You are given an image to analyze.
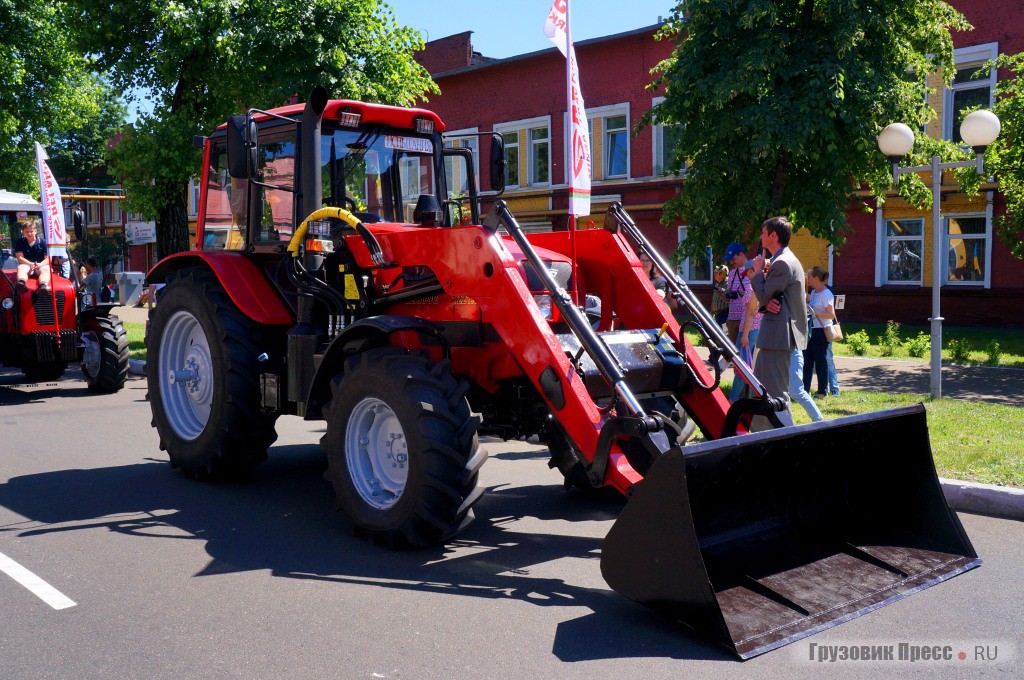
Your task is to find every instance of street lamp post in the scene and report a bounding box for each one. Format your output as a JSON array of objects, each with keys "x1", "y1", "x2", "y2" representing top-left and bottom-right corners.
[{"x1": 877, "y1": 110, "x2": 1000, "y2": 399}]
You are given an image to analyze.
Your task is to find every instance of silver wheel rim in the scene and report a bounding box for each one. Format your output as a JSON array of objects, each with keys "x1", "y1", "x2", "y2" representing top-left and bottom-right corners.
[
  {"x1": 345, "y1": 397, "x2": 408, "y2": 510},
  {"x1": 81, "y1": 331, "x2": 100, "y2": 379},
  {"x1": 159, "y1": 310, "x2": 214, "y2": 441}
]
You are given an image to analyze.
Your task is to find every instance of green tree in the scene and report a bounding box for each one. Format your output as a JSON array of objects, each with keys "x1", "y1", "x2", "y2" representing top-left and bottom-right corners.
[
  {"x1": 71, "y1": 0, "x2": 437, "y2": 259},
  {"x1": 645, "y1": 0, "x2": 978, "y2": 258},
  {"x1": 0, "y1": 1, "x2": 107, "y2": 194},
  {"x1": 985, "y1": 52, "x2": 1024, "y2": 259},
  {"x1": 48, "y1": 79, "x2": 128, "y2": 187}
]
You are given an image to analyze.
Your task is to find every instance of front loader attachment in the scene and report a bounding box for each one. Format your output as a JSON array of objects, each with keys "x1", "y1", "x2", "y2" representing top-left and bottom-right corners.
[{"x1": 601, "y1": 405, "x2": 979, "y2": 659}]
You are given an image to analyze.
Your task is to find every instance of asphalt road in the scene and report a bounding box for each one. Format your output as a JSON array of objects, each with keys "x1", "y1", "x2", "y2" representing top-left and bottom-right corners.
[{"x1": 1, "y1": 367, "x2": 1021, "y2": 679}]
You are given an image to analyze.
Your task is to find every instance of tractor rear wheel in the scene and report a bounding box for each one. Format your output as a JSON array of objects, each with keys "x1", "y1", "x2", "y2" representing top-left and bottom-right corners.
[
  {"x1": 147, "y1": 268, "x2": 278, "y2": 479},
  {"x1": 82, "y1": 315, "x2": 130, "y2": 393},
  {"x1": 322, "y1": 348, "x2": 486, "y2": 547}
]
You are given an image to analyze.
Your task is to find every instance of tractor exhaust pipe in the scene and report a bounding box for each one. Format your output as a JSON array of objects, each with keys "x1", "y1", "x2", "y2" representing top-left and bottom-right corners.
[{"x1": 299, "y1": 86, "x2": 330, "y2": 221}]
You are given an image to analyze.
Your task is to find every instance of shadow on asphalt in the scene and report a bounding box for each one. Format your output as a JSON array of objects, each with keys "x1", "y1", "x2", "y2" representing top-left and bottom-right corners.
[
  {"x1": 837, "y1": 362, "x2": 1023, "y2": 406},
  {"x1": 0, "y1": 444, "x2": 727, "y2": 663}
]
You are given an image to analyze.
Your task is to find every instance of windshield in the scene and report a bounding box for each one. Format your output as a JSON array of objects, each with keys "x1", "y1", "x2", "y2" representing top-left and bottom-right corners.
[{"x1": 321, "y1": 126, "x2": 437, "y2": 223}]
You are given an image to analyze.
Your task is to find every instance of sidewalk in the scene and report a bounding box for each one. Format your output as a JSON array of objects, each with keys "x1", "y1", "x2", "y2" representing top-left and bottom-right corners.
[{"x1": 832, "y1": 355, "x2": 1023, "y2": 407}]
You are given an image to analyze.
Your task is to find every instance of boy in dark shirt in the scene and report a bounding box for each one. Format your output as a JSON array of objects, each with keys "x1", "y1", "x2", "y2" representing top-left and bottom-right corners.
[{"x1": 14, "y1": 221, "x2": 51, "y2": 292}]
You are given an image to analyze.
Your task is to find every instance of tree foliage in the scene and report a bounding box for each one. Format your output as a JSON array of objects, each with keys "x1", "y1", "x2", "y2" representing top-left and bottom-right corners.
[
  {"x1": 0, "y1": 1, "x2": 118, "y2": 195},
  {"x1": 48, "y1": 81, "x2": 128, "y2": 187},
  {"x1": 645, "y1": 0, "x2": 974, "y2": 259},
  {"x1": 71, "y1": 0, "x2": 437, "y2": 258},
  {"x1": 985, "y1": 52, "x2": 1024, "y2": 259}
]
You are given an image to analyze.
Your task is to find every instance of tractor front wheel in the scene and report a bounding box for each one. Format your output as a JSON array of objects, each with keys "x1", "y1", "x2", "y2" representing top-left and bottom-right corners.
[
  {"x1": 81, "y1": 315, "x2": 130, "y2": 393},
  {"x1": 147, "y1": 268, "x2": 279, "y2": 479},
  {"x1": 322, "y1": 348, "x2": 486, "y2": 547}
]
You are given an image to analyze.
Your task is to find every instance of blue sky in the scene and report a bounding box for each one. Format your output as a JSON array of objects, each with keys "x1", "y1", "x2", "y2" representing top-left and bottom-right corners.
[
  {"x1": 386, "y1": 0, "x2": 674, "y2": 59},
  {"x1": 127, "y1": 1, "x2": 675, "y2": 120}
]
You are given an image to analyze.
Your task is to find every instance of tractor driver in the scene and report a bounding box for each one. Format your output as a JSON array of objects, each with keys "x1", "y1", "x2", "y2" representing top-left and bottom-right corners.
[{"x1": 14, "y1": 220, "x2": 51, "y2": 293}]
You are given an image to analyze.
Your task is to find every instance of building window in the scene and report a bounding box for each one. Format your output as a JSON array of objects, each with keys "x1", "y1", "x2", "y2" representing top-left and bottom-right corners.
[
  {"x1": 945, "y1": 215, "x2": 988, "y2": 283},
  {"x1": 677, "y1": 225, "x2": 711, "y2": 283},
  {"x1": 104, "y1": 200, "x2": 122, "y2": 225},
  {"x1": 883, "y1": 219, "x2": 924, "y2": 284},
  {"x1": 502, "y1": 132, "x2": 519, "y2": 188},
  {"x1": 87, "y1": 201, "x2": 100, "y2": 226},
  {"x1": 443, "y1": 130, "x2": 479, "y2": 195},
  {"x1": 603, "y1": 114, "x2": 628, "y2": 178},
  {"x1": 944, "y1": 43, "x2": 998, "y2": 144},
  {"x1": 188, "y1": 179, "x2": 201, "y2": 217},
  {"x1": 528, "y1": 126, "x2": 549, "y2": 185},
  {"x1": 652, "y1": 96, "x2": 684, "y2": 176}
]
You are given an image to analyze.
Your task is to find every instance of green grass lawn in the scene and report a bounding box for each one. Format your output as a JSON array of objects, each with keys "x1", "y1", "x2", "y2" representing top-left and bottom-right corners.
[
  {"x1": 832, "y1": 322, "x2": 1024, "y2": 368},
  {"x1": 684, "y1": 322, "x2": 1022, "y2": 367},
  {"x1": 124, "y1": 321, "x2": 146, "y2": 361},
  {"x1": 720, "y1": 379, "x2": 1023, "y2": 488}
]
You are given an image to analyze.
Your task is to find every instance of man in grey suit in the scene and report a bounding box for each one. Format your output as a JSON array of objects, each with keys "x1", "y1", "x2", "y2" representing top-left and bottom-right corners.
[{"x1": 745, "y1": 216, "x2": 808, "y2": 429}]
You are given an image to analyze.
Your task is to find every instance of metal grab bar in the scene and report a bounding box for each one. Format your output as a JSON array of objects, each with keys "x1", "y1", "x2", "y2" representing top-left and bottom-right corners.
[{"x1": 606, "y1": 202, "x2": 765, "y2": 400}]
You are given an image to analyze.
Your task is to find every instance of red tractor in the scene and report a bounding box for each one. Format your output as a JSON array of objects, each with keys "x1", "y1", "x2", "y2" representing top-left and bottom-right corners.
[
  {"x1": 0, "y1": 203, "x2": 130, "y2": 391},
  {"x1": 145, "y1": 89, "x2": 979, "y2": 658}
]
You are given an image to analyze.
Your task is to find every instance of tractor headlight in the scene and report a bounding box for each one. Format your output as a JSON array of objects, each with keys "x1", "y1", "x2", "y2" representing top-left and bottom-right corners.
[
  {"x1": 82, "y1": 292, "x2": 95, "y2": 308},
  {"x1": 1, "y1": 297, "x2": 12, "y2": 310}
]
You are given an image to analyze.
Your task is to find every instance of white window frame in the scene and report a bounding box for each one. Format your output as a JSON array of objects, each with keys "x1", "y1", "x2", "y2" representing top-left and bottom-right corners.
[
  {"x1": 651, "y1": 96, "x2": 684, "y2": 176},
  {"x1": 944, "y1": 200, "x2": 993, "y2": 288},
  {"x1": 677, "y1": 225, "x2": 712, "y2": 284},
  {"x1": 566, "y1": 104, "x2": 631, "y2": 183},
  {"x1": 495, "y1": 116, "x2": 550, "y2": 189},
  {"x1": 188, "y1": 179, "x2": 201, "y2": 217},
  {"x1": 879, "y1": 217, "x2": 925, "y2": 286},
  {"x1": 528, "y1": 125, "x2": 550, "y2": 186},
  {"x1": 943, "y1": 42, "x2": 998, "y2": 143},
  {"x1": 442, "y1": 127, "x2": 480, "y2": 195}
]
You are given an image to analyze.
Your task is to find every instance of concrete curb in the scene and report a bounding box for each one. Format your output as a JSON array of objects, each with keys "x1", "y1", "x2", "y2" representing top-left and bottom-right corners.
[
  {"x1": 940, "y1": 477, "x2": 1024, "y2": 521},
  {"x1": 128, "y1": 359, "x2": 146, "y2": 376}
]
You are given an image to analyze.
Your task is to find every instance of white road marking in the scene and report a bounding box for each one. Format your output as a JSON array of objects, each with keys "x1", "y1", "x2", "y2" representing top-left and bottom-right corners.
[{"x1": 0, "y1": 551, "x2": 76, "y2": 610}]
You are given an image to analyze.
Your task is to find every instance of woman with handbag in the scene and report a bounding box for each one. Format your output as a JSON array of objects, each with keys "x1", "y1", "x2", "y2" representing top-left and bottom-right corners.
[{"x1": 802, "y1": 267, "x2": 837, "y2": 397}]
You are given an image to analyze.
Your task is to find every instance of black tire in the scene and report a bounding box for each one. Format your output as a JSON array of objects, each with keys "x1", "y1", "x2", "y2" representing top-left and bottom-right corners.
[
  {"x1": 321, "y1": 347, "x2": 486, "y2": 548},
  {"x1": 147, "y1": 268, "x2": 279, "y2": 480},
  {"x1": 23, "y1": 362, "x2": 67, "y2": 383},
  {"x1": 82, "y1": 315, "x2": 130, "y2": 393}
]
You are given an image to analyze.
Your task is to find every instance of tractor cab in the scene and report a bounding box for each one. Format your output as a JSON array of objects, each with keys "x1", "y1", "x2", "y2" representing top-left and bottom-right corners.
[{"x1": 196, "y1": 90, "x2": 505, "y2": 256}]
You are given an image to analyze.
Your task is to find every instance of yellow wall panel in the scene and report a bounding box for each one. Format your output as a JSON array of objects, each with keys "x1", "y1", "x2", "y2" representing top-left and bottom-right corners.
[
  {"x1": 926, "y1": 69, "x2": 945, "y2": 140},
  {"x1": 790, "y1": 229, "x2": 830, "y2": 273},
  {"x1": 591, "y1": 118, "x2": 604, "y2": 181},
  {"x1": 505, "y1": 195, "x2": 550, "y2": 212}
]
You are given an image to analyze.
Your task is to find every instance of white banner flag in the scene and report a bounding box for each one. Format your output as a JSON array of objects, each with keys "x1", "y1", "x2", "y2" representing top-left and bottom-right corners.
[
  {"x1": 544, "y1": 0, "x2": 591, "y2": 217},
  {"x1": 35, "y1": 142, "x2": 68, "y2": 258}
]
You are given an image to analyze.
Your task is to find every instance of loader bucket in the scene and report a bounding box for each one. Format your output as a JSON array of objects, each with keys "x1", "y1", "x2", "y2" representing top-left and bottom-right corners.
[{"x1": 601, "y1": 405, "x2": 979, "y2": 659}]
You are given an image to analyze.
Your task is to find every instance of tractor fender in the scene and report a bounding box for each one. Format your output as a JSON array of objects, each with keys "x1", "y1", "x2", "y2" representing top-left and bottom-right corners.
[
  {"x1": 147, "y1": 252, "x2": 293, "y2": 326},
  {"x1": 305, "y1": 315, "x2": 444, "y2": 420}
]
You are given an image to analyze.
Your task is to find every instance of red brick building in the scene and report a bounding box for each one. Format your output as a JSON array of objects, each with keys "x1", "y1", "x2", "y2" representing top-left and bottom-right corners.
[{"x1": 417, "y1": 1, "x2": 1023, "y2": 328}]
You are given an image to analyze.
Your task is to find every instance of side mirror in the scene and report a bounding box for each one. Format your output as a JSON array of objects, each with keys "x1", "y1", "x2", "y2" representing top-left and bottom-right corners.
[
  {"x1": 226, "y1": 114, "x2": 258, "y2": 179},
  {"x1": 71, "y1": 207, "x2": 85, "y2": 241},
  {"x1": 489, "y1": 133, "x2": 506, "y2": 194}
]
